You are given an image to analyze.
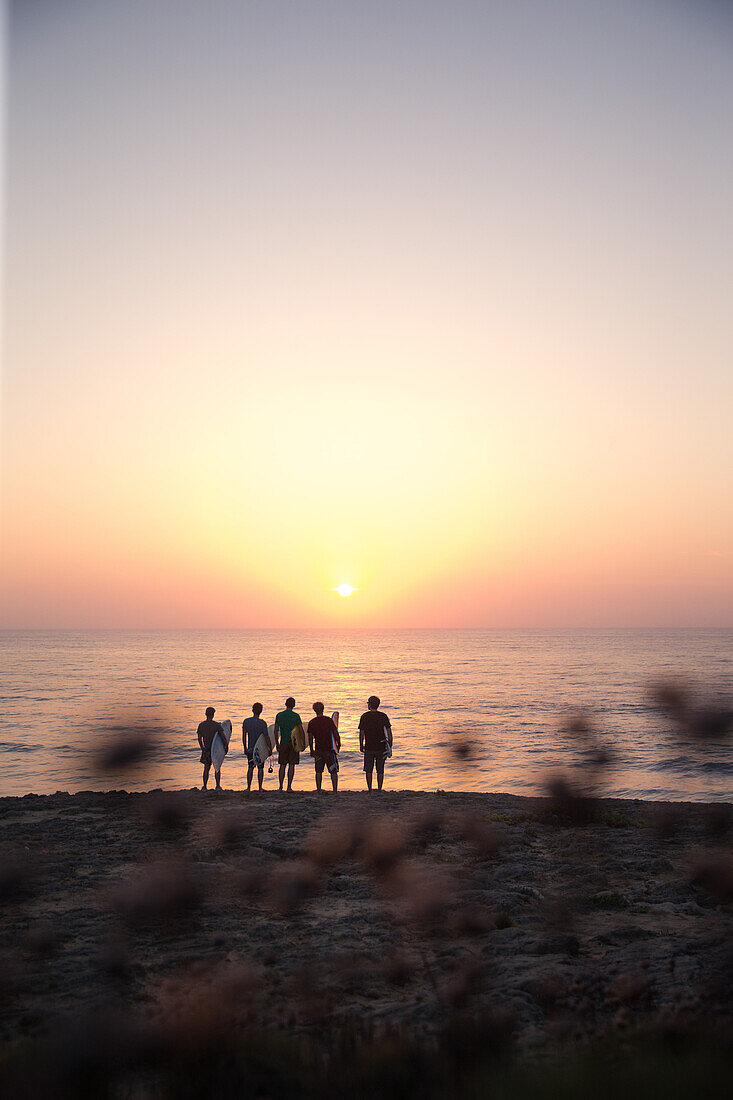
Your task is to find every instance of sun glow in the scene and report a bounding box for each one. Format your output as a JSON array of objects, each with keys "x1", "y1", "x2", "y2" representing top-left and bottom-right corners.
[{"x1": 3, "y1": 1, "x2": 732, "y2": 632}]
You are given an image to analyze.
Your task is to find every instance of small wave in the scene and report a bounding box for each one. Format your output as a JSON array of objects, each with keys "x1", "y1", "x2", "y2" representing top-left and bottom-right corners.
[
  {"x1": 0, "y1": 742, "x2": 41, "y2": 753},
  {"x1": 655, "y1": 755, "x2": 694, "y2": 771},
  {"x1": 699, "y1": 759, "x2": 733, "y2": 776},
  {"x1": 591, "y1": 703, "x2": 654, "y2": 715}
]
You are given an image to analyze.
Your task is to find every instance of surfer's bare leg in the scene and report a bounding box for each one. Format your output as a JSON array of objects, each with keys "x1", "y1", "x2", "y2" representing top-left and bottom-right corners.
[
  {"x1": 214, "y1": 768, "x2": 222, "y2": 790},
  {"x1": 287, "y1": 763, "x2": 295, "y2": 791},
  {"x1": 366, "y1": 766, "x2": 373, "y2": 791},
  {"x1": 247, "y1": 761, "x2": 254, "y2": 791},
  {"x1": 315, "y1": 768, "x2": 322, "y2": 791},
  {"x1": 257, "y1": 764, "x2": 264, "y2": 791},
  {"x1": 278, "y1": 764, "x2": 286, "y2": 790},
  {"x1": 202, "y1": 763, "x2": 211, "y2": 790},
  {"x1": 331, "y1": 771, "x2": 338, "y2": 792},
  {"x1": 377, "y1": 768, "x2": 384, "y2": 791}
]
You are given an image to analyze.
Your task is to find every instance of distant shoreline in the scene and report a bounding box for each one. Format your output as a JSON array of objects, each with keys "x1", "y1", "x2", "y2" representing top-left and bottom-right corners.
[{"x1": 2, "y1": 787, "x2": 731, "y2": 811}]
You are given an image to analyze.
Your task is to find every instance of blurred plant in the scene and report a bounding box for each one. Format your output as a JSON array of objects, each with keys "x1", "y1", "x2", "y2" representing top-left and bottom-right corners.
[
  {"x1": 690, "y1": 856, "x2": 733, "y2": 905},
  {"x1": 452, "y1": 811, "x2": 503, "y2": 858},
  {"x1": 89, "y1": 712, "x2": 169, "y2": 777},
  {"x1": 356, "y1": 816, "x2": 409, "y2": 875},
  {"x1": 110, "y1": 859, "x2": 203, "y2": 928},
  {"x1": 539, "y1": 710, "x2": 616, "y2": 825},
  {"x1": 141, "y1": 790, "x2": 191, "y2": 833},
  {"x1": 650, "y1": 681, "x2": 733, "y2": 742},
  {"x1": 94, "y1": 728, "x2": 154, "y2": 771},
  {"x1": 0, "y1": 846, "x2": 36, "y2": 905},
  {"x1": 267, "y1": 860, "x2": 322, "y2": 916}
]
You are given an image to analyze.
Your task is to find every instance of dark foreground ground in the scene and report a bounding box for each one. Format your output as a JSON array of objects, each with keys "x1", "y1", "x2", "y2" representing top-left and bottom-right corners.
[{"x1": 1, "y1": 788, "x2": 731, "y2": 1097}]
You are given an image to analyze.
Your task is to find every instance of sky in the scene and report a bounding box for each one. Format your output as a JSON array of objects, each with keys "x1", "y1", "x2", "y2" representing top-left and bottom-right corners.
[{"x1": 1, "y1": 0, "x2": 731, "y2": 628}]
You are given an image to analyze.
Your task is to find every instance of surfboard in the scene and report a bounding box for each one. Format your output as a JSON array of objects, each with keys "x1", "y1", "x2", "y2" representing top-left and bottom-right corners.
[
  {"x1": 384, "y1": 725, "x2": 393, "y2": 758},
  {"x1": 253, "y1": 723, "x2": 277, "y2": 767},
  {"x1": 328, "y1": 711, "x2": 340, "y2": 772},
  {"x1": 291, "y1": 722, "x2": 306, "y2": 753},
  {"x1": 211, "y1": 719, "x2": 232, "y2": 772}
]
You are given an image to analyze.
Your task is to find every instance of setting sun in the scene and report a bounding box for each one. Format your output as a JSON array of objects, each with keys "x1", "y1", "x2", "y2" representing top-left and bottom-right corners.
[{"x1": 333, "y1": 584, "x2": 357, "y2": 598}]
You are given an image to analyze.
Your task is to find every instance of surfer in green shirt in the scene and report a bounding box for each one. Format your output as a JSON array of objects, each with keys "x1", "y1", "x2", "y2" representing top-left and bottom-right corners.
[{"x1": 274, "y1": 697, "x2": 305, "y2": 792}]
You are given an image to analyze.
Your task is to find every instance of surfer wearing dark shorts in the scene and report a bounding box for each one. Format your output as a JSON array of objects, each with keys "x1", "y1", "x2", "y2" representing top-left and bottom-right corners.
[
  {"x1": 274, "y1": 697, "x2": 304, "y2": 792},
  {"x1": 359, "y1": 696, "x2": 392, "y2": 791},
  {"x1": 197, "y1": 706, "x2": 223, "y2": 790},
  {"x1": 242, "y1": 702, "x2": 268, "y2": 792},
  {"x1": 307, "y1": 702, "x2": 340, "y2": 792}
]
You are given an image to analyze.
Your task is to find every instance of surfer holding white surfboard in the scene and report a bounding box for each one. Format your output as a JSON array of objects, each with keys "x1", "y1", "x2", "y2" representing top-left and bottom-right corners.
[
  {"x1": 274, "y1": 697, "x2": 306, "y2": 792},
  {"x1": 307, "y1": 702, "x2": 341, "y2": 792},
  {"x1": 358, "y1": 695, "x2": 393, "y2": 792},
  {"x1": 197, "y1": 706, "x2": 227, "y2": 791},
  {"x1": 242, "y1": 702, "x2": 268, "y2": 791}
]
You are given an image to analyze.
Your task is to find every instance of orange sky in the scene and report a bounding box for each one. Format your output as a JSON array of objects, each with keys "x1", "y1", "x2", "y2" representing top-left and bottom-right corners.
[{"x1": 1, "y1": 0, "x2": 732, "y2": 628}]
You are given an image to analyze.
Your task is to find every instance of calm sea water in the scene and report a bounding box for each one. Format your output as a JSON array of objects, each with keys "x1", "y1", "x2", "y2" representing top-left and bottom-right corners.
[{"x1": 1, "y1": 630, "x2": 731, "y2": 801}]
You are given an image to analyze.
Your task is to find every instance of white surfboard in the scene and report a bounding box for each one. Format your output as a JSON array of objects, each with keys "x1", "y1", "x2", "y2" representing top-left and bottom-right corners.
[
  {"x1": 384, "y1": 724, "x2": 392, "y2": 758},
  {"x1": 211, "y1": 719, "x2": 232, "y2": 772},
  {"x1": 253, "y1": 723, "x2": 277, "y2": 767},
  {"x1": 327, "y1": 711, "x2": 340, "y2": 772}
]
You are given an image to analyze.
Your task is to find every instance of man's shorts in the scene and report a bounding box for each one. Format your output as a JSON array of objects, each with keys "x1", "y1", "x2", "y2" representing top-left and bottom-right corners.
[
  {"x1": 278, "y1": 741, "x2": 300, "y2": 766},
  {"x1": 200, "y1": 746, "x2": 212, "y2": 765},
  {"x1": 314, "y1": 751, "x2": 339, "y2": 775},
  {"x1": 363, "y1": 749, "x2": 387, "y2": 774}
]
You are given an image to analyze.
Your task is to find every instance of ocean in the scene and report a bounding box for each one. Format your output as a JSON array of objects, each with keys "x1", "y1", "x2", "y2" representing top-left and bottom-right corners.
[{"x1": 1, "y1": 629, "x2": 731, "y2": 801}]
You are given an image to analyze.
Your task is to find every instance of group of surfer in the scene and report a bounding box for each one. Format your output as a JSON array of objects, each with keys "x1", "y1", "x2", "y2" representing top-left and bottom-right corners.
[{"x1": 196, "y1": 695, "x2": 393, "y2": 793}]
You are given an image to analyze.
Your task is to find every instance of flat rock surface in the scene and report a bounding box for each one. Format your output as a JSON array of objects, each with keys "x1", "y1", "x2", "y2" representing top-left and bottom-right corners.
[{"x1": 0, "y1": 789, "x2": 731, "y2": 1052}]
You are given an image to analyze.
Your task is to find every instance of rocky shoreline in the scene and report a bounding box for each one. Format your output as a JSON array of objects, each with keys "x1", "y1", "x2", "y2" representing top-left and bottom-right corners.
[{"x1": 1, "y1": 788, "x2": 731, "y2": 1093}]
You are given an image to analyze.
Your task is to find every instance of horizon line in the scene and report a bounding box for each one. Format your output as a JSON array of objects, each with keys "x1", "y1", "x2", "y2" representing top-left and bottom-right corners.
[{"x1": 1, "y1": 625, "x2": 731, "y2": 633}]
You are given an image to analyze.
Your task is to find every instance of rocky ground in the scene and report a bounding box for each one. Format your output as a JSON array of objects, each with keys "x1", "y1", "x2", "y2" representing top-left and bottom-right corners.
[{"x1": 1, "y1": 788, "x2": 731, "y2": 1095}]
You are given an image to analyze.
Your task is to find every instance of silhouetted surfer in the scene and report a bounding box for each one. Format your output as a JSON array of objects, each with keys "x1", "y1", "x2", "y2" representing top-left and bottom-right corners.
[
  {"x1": 274, "y1": 697, "x2": 305, "y2": 792},
  {"x1": 359, "y1": 695, "x2": 393, "y2": 791},
  {"x1": 308, "y1": 702, "x2": 340, "y2": 792},
  {"x1": 242, "y1": 702, "x2": 267, "y2": 791},
  {"x1": 197, "y1": 706, "x2": 223, "y2": 790}
]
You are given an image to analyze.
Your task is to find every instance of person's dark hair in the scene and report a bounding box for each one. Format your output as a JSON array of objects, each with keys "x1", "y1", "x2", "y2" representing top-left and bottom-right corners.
[
  {"x1": 205, "y1": 706, "x2": 215, "y2": 718},
  {"x1": 368, "y1": 695, "x2": 380, "y2": 710},
  {"x1": 252, "y1": 702, "x2": 263, "y2": 716},
  {"x1": 286, "y1": 697, "x2": 295, "y2": 709},
  {"x1": 313, "y1": 701, "x2": 324, "y2": 714}
]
